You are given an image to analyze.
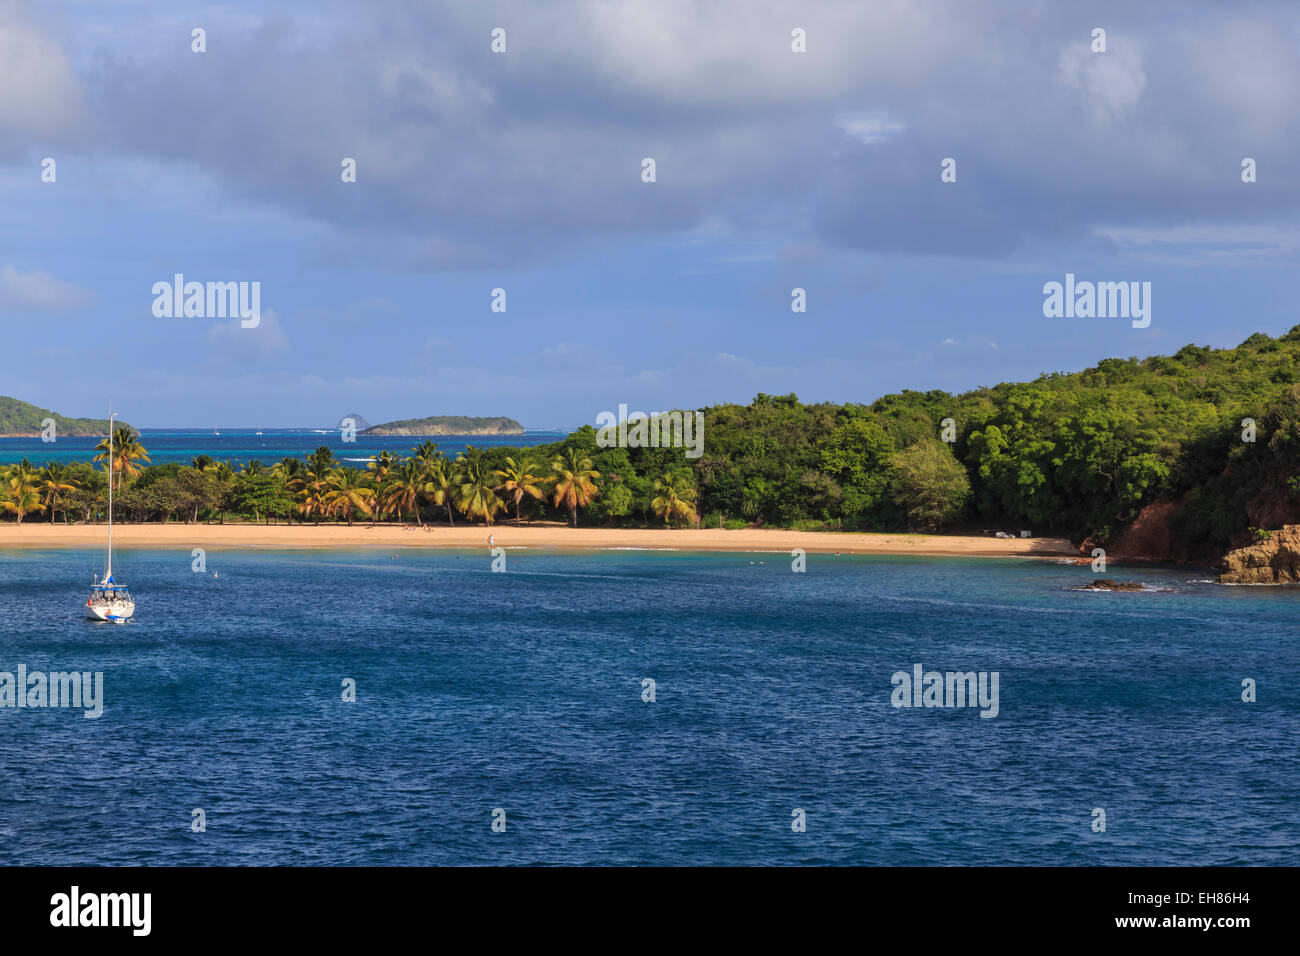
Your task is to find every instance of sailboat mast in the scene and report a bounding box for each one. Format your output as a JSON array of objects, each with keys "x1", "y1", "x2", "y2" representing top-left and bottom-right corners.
[{"x1": 107, "y1": 409, "x2": 114, "y2": 579}]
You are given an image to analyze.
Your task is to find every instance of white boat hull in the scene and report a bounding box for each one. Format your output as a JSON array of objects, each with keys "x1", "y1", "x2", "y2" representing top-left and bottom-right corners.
[{"x1": 86, "y1": 599, "x2": 134, "y2": 623}]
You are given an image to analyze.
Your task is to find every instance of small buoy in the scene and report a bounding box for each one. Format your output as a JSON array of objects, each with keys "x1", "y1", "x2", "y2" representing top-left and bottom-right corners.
[{"x1": 213, "y1": 572, "x2": 218, "y2": 578}]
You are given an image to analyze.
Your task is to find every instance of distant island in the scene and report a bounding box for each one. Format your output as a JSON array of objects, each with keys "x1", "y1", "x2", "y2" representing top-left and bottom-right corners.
[
  {"x1": 0, "y1": 396, "x2": 125, "y2": 437},
  {"x1": 337, "y1": 413, "x2": 372, "y2": 431},
  {"x1": 361, "y1": 415, "x2": 524, "y2": 436}
]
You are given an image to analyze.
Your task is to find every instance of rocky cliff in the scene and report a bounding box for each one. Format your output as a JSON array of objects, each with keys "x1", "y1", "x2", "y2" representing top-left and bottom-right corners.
[{"x1": 1217, "y1": 525, "x2": 1300, "y2": 584}]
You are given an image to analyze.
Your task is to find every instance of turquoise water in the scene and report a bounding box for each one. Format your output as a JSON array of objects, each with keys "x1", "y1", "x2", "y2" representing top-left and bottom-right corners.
[
  {"x1": 0, "y1": 429, "x2": 565, "y2": 466},
  {"x1": 0, "y1": 549, "x2": 1295, "y2": 865}
]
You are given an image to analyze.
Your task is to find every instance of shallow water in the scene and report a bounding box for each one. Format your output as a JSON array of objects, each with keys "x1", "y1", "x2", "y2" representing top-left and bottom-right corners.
[
  {"x1": 0, "y1": 549, "x2": 1295, "y2": 865},
  {"x1": 0, "y1": 429, "x2": 563, "y2": 467}
]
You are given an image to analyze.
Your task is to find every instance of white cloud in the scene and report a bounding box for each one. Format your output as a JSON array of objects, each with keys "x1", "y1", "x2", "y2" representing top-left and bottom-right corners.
[
  {"x1": 0, "y1": 4, "x2": 87, "y2": 144},
  {"x1": 0, "y1": 264, "x2": 93, "y2": 312},
  {"x1": 835, "y1": 111, "x2": 907, "y2": 145},
  {"x1": 1057, "y1": 41, "x2": 1146, "y2": 124},
  {"x1": 207, "y1": 308, "x2": 289, "y2": 359}
]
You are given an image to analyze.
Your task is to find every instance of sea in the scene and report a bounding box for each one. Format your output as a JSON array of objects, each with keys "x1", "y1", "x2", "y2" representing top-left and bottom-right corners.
[
  {"x1": 0, "y1": 429, "x2": 568, "y2": 467},
  {"x1": 0, "y1": 550, "x2": 1294, "y2": 865}
]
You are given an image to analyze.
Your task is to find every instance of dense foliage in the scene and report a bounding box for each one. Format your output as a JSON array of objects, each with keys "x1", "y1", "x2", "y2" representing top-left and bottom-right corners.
[
  {"x1": 0, "y1": 396, "x2": 122, "y2": 436},
  {"x1": 5, "y1": 329, "x2": 1299, "y2": 556}
]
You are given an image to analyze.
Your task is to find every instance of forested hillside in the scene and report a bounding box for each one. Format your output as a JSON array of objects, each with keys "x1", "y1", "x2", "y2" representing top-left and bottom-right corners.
[
  {"x1": 0, "y1": 396, "x2": 120, "y2": 436},
  {"x1": 6, "y1": 329, "x2": 1298, "y2": 561}
]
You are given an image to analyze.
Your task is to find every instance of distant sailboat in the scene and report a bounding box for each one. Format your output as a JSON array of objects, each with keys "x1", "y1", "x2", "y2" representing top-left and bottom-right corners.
[{"x1": 86, "y1": 410, "x2": 135, "y2": 623}]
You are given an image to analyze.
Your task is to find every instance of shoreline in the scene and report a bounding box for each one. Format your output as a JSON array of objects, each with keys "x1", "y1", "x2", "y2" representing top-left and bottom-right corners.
[{"x1": 0, "y1": 522, "x2": 1079, "y2": 557}]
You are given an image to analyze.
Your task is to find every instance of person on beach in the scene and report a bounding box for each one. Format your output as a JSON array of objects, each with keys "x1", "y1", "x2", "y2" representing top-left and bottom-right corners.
[{"x1": 488, "y1": 534, "x2": 494, "y2": 549}]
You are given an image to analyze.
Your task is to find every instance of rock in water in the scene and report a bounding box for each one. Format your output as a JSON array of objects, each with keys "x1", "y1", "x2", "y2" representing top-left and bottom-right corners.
[
  {"x1": 337, "y1": 413, "x2": 371, "y2": 431},
  {"x1": 1086, "y1": 579, "x2": 1146, "y2": 591},
  {"x1": 1217, "y1": 526, "x2": 1300, "y2": 584}
]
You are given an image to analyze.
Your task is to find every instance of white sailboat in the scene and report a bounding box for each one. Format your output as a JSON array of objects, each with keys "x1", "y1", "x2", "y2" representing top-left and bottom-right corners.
[{"x1": 86, "y1": 410, "x2": 135, "y2": 623}]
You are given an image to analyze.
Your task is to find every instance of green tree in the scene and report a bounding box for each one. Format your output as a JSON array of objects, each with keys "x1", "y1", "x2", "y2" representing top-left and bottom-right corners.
[
  {"x1": 495, "y1": 457, "x2": 547, "y2": 526},
  {"x1": 551, "y1": 448, "x2": 600, "y2": 527},
  {"x1": 890, "y1": 439, "x2": 970, "y2": 531}
]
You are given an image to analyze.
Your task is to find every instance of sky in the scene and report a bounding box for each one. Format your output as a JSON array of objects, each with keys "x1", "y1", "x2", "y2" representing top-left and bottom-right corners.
[{"x1": 2, "y1": 0, "x2": 1299, "y2": 428}]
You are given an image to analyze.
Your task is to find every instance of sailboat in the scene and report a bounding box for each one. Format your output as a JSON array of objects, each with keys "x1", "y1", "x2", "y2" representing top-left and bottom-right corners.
[{"x1": 86, "y1": 410, "x2": 135, "y2": 623}]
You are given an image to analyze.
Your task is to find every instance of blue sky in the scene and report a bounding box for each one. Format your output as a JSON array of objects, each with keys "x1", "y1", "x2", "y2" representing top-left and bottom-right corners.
[{"x1": 2, "y1": 0, "x2": 1299, "y2": 428}]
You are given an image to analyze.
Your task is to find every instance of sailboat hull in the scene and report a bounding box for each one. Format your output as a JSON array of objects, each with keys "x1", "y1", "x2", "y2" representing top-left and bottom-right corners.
[{"x1": 86, "y1": 599, "x2": 134, "y2": 623}]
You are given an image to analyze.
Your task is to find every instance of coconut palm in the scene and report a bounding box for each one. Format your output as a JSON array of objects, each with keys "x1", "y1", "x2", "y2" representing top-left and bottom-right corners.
[
  {"x1": 273, "y1": 457, "x2": 303, "y2": 483},
  {"x1": 241, "y1": 459, "x2": 265, "y2": 476},
  {"x1": 93, "y1": 426, "x2": 149, "y2": 491},
  {"x1": 306, "y1": 446, "x2": 337, "y2": 477},
  {"x1": 367, "y1": 450, "x2": 399, "y2": 481},
  {"x1": 384, "y1": 459, "x2": 425, "y2": 525},
  {"x1": 550, "y1": 448, "x2": 600, "y2": 527},
  {"x1": 324, "y1": 468, "x2": 375, "y2": 525},
  {"x1": 422, "y1": 456, "x2": 457, "y2": 526},
  {"x1": 366, "y1": 451, "x2": 400, "y2": 522},
  {"x1": 3, "y1": 460, "x2": 45, "y2": 523},
  {"x1": 295, "y1": 484, "x2": 330, "y2": 525},
  {"x1": 495, "y1": 457, "x2": 547, "y2": 526},
  {"x1": 454, "y1": 448, "x2": 505, "y2": 525},
  {"x1": 192, "y1": 454, "x2": 215, "y2": 470},
  {"x1": 651, "y1": 471, "x2": 699, "y2": 528},
  {"x1": 38, "y1": 462, "x2": 79, "y2": 524},
  {"x1": 289, "y1": 459, "x2": 332, "y2": 526},
  {"x1": 411, "y1": 441, "x2": 440, "y2": 467}
]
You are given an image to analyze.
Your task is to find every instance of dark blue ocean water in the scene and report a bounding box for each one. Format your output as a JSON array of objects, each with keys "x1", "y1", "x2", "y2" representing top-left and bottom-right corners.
[
  {"x1": 0, "y1": 429, "x2": 565, "y2": 467},
  {"x1": 0, "y1": 550, "x2": 1295, "y2": 866}
]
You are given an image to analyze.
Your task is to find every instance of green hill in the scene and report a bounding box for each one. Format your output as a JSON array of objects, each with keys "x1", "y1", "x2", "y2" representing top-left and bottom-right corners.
[
  {"x1": 664, "y1": 326, "x2": 1300, "y2": 559},
  {"x1": 0, "y1": 396, "x2": 124, "y2": 436}
]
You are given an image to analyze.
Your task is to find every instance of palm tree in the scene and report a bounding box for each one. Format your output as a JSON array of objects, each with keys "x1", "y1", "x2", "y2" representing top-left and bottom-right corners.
[
  {"x1": 366, "y1": 450, "x2": 400, "y2": 522},
  {"x1": 651, "y1": 471, "x2": 698, "y2": 528},
  {"x1": 3, "y1": 460, "x2": 45, "y2": 523},
  {"x1": 192, "y1": 454, "x2": 215, "y2": 470},
  {"x1": 495, "y1": 457, "x2": 547, "y2": 526},
  {"x1": 411, "y1": 441, "x2": 440, "y2": 467},
  {"x1": 94, "y1": 426, "x2": 149, "y2": 491},
  {"x1": 324, "y1": 468, "x2": 376, "y2": 525},
  {"x1": 422, "y1": 456, "x2": 457, "y2": 526},
  {"x1": 295, "y1": 483, "x2": 330, "y2": 525},
  {"x1": 306, "y1": 446, "x2": 337, "y2": 477},
  {"x1": 550, "y1": 448, "x2": 600, "y2": 527},
  {"x1": 384, "y1": 460, "x2": 425, "y2": 525},
  {"x1": 454, "y1": 448, "x2": 505, "y2": 525},
  {"x1": 289, "y1": 460, "x2": 331, "y2": 526},
  {"x1": 241, "y1": 459, "x2": 265, "y2": 476},
  {"x1": 38, "y1": 462, "x2": 78, "y2": 524},
  {"x1": 367, "y1": 450, "x2": 399, "y2": 481}
]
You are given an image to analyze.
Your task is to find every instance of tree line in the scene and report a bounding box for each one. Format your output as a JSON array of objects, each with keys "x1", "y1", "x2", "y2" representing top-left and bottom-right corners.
[{"x1": 5, "y1": 327, "x2": 1299, "y2": 555}]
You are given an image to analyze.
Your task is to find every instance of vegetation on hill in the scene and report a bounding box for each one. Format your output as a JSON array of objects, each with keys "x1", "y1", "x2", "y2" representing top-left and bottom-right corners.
[
  {"x1": 0, "y1": 396, "x2": 123, "y2": 436},
  {"x1": 5, "y1": 329, "x2": 1300, "y2": 560},
  {"x1": 362, "y1": 415, "x2": 524, "y2": 436}
]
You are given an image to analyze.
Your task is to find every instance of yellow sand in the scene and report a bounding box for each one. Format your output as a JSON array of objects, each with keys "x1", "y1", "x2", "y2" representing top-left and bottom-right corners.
[{"x1": 0, "y1": 522, "x2": 1076, "y2": 557}]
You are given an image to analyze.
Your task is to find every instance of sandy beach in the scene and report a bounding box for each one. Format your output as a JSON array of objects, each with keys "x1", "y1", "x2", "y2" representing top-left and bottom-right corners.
[{"x1": 0, "y1": 522, "x2": 1077, "y2": 557}]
